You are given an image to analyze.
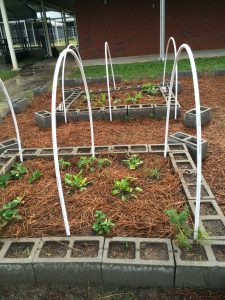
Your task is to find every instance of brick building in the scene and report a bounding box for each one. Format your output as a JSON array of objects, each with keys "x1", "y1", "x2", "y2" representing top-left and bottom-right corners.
[{"x1": 74, "y1": 0, "x2": 225, "y2": 59}]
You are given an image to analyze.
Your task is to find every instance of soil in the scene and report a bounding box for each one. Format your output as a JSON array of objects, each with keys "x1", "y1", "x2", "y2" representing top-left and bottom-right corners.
[
  {"x1": 202, "y1": 220, "x2": 225, "y2": 236},
  {"x1": 211, "y1": 245, "x2": 225, "y2": 262},
  {"x1": 108, "y1": 241, "x2": 135, "y2": 259},
  {"x1": 0, "y1": 154, "x2": 187, "y2": 238},
  {"x1": 39, "y1": 241, "x2": 69, "y2": 258},
  {"x1": 180, "y1": 244, "x2": 208, "y2": 261},
  {"x1": 71, "y1": 241, "x2": 99, "y2": 257},
  {"x1": 199, "y1": 202, "x2": 217, "y2": 215},
  {"x1": 4, "y1": 242, "x2": 33, "y2": 258},
  {"x1": 140, "y1": 242, "x2": 169, "y2": 260}
]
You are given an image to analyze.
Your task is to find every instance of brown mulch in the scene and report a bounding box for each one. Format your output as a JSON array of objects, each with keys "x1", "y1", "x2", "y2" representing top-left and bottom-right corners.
[{"x1": 0, "y1": 154, "x2": 187, "y2": 238}]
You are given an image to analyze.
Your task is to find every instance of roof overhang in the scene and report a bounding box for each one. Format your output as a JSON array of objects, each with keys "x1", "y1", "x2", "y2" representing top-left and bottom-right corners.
[{"x1": 26, "y1": 0, "x2": 75, "y2": 13}]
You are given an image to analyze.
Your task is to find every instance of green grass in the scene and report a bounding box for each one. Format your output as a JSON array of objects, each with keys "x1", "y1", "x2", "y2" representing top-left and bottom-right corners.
[
  {"x1": 70, "y1": 56, "x2": 225, "y2": 81},
  {"x1": 0, "y1": 70, "x2": 17, "y2": 80}
]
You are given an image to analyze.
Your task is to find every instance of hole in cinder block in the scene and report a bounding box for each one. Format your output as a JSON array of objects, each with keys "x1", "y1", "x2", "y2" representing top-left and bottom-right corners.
[
  {"x1": 0, "y1": 242, "x2": 4, "y2": 251},
  {"x1": 5, "y1": 242, "x2": 34, "y2": 258},
  {"x1": 5, "y1": 149, "x2": 18, "y2": 154},
  {"x1": 212, "y1": 245, "x2": 225, "y2": 261},
  {"x1": 140, "y1": 242, "x2": 169, "y2": 260},
  {"x1": 129, "y1": 105, "x2": 139, "y2": 108},
  {"x1": 95, "y1": 147, "x2": 109, "y2": 153},
  {"x1": 151, "y1": 145, "x2": 164, "y2": 151},
  {"x1": 39, "y1": 149, "x2": 53, "y2": 154},
  {"x1": 142, "y1": 105, "x2": 153, "y2": 108},
  {"x1": 39, "y1": 241, "x2": 69, "y2": 258},
  {"x1": 130, "y1": 145, "x2": 147, "y2": 152},
  {"x1": 202, "y1": 220, "x2": 225, "y2": 236},
  {"x1": 0, "y1": 157, "x2": 10, "y2": 164},
  {"x1": 169, "y1": 144, "x2": 185, "y2": 150},
  {"x1": 176, "y1": 161, "x2": 193, "y2": 170},
  {"x1": 113, "y1": 146, "x2": 129, "y2": 152},
  {"x1": 2, "y1": 140, "x2": 16, "y2": 146},
  {"x1": 180, "y1": 244, "x2": 208, "y2": 261},
  {"x1": 173, "y1": 153, "x2": 188, "y2": 160},
  {"x1": 23, "y1": 149, "x2": 37, "y2": 154},
  {"x1": 58, "y1": 148, "x2": 74, "y2": 154},
  {"x1": 174, "y1": 133, "x2": 189, "y2": 139},
  {"x1": 108, "y1": 241, "x2": 135, "y2": 259},
  {"x1": 183, "y1": 173, "x2": 197, "y2": 184},
  {"x1": 77, "y1": 147, "x2": 91, "y2": 154},
  {"x1": 188, "y1": 185, "x2": 209, "y2": 197},
  {"x1": 71, "y1": 241, "x2": 99, "y2": 258},
  {"x1": 193, "y1": 201, "x2": 217, "y2": 216},
  {"x1": 187, "y1": 137, "x2": 197, "y2": 144}
]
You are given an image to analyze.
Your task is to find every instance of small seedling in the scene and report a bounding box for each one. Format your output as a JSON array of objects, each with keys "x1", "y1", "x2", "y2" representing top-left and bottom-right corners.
[
  {"x1": 122, "y1": 154, "x2": 143, "y2": 170},
  {"x1": 142, "y1": 83, "x2": 159, "y2": 94},
  {"x1": 97, "y1": 158, "x2": 111, "y2": 168},
  {"x1": 28, "y1": 170, "x2": 42, "y2": 183},
  {"x1": 165, "y1": 206, "x2": 191, "y2": 248},
  {"x1": 125, "y1": 93, "x2": 139, "y2": 104},
  {"x1": 92, "y1": 210, "x2": 114, "y2": 235},
  {"x1": 147, "y1": 167, "x2": 161, "y2": 180},
  {"x1": 77, "y1": 156, "x2": 96, "y2": 171},
  {"x1": 0, "y1": 173, "x2": 11, "y2": 188},
  {"x1": 59, "y1": 158, "x2": 71, "y2": 170},
  {"x1": 112, "y1": 176, "x2": 142, "y2": 201},
  {"x1": 64, "y1": 171, "x2": 92, "y2": 192},
  {"x1": 113, "y1": 98, "x2": 121, "y2": 104},
  {"x1": 97, "y1": 93, "x2": 107, "y2": 107},
  {"x1": 10, "y1": 163, "x2": 28, "y2": 179},
  {"x1": 0, "y1": 197, "x2": 23, "y2": 229}
]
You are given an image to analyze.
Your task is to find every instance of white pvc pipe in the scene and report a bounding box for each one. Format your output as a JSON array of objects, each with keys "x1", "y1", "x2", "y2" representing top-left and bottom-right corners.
[
  {"x1": 163, "y1": 44, "x2": 202, "y2": 241},
  {"x1": 160, "y1": 0, "x2": 165, "y2": 61},
  {"x1": 52, "y1": 48, "x2": 95, "y2": 236},
  {"x1": 162, "y1": 37, "x2": 178, "y2": 119},
  {"x1": 105, "y1": 42, "x2": 116, "y2": 122},
  {"x1": 61, "y1": 44, "x2": 83, "y2": 123},
  {"x1": 0, "y1": 79, "x2": 23, "y2": 162}
]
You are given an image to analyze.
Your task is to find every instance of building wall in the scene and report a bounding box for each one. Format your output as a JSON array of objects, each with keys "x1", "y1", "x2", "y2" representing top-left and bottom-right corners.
[
  {"x1": 75, "y1": 0, "x2": 225, "y2": 59},
  {"x1": 74, "y1": 0, "x2": 160, "y2": 59}
]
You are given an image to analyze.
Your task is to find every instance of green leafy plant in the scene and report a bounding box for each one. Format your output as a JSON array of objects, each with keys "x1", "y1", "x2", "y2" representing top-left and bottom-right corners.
[
  {"x1": 0, "y1": 173, "x2": 11, "y2": 188},
  {"x1": 147, "y1": 167, "x2": 161, "y2": 180},
  {"x1": 10, "y1": 163, "x2": 28, "y2": 179},
  {"x1": 113, "y1": 98, "x2": 121, "y2": 104},
  {"x1": 125, "y1": 92, "x2": 141, "y2": 104},
  {"x1": 92, "y1": 210, "x2": 114, "y2": 235},
  {"x1": 64, "y1": 171, "x2": 92, "y2": 192},
  {"x1": 77, "y1": 156, "x2": 96, "y2": 171},
  {"x1": 0, "y1": 197, "x2": 23, "y2": 229},
  {"x1": 142, "y1": 83, "x2": 159, "y2": 94},
  {"x1": 97, "y1": 93, "x2": 107, "y2": 107},
  {"x1": 112, "y1": 176, "x2": 142, "y2": 201},
  {"x1": 122, "y1": 154, "x2": 143, "y2": 170},
  {"x1": 59, "y1": 158, "x2": 71, "y2": 170},
  {"x1": 28, "y1": 170, "x2": 42, "y2": 183},
  {"x1": 97, "y1": 158, "x2": 111, "y2": 168},
  {"x1": 165, "y1": 207, "x2": 191, "y2": 248}
]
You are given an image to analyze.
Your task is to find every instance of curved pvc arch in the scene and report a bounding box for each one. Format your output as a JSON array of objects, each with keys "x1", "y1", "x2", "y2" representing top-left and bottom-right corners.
[
  {"x1": 164, "y1": 44, "x2": 202, "y2": 241},
  {"x1": 61, "y1": 44, "x2": 83, "y2": 123},
  {"x1": 105, "y1": 42, "x2": 116, "y2": 122},
  {"x1": 52, "y1": 48, "x2": 95, "y2": 236},
  {"x1": 0, "y1": 79, "x2": 23, "y2": 162},
  {"x1": 162, "y1": 37, "x2": 178, "y2": 119}
]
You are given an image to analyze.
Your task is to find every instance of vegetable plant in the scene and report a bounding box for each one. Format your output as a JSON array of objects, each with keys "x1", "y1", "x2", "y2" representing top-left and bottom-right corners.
[
  {"x1": 92, "y1": 210, "x2": 114, "y2": 235},
  {"x1": 97, "y1": 93, "x2": 107, "y2": 107},
  {"x1": 142, "y1": 83, "x2": 159, "y2": 94},
  {"x1": 59, "y1": 158, "x2": 71, "y2": 170},
  {"x1": 0, "y1": 197, "x2": 23, "y2": 229},
  {"x1": 112, "y1": 176, "x2": 143, "y2": 201},
  {"x1": 0, "y1": 173, "x2": 11, "y2": 188},
  {"x1": 28, "y1": 170, "x2": 42, "y2": 183},
  {"x1": 125, "y1": 92, "x2": 142, "y2": 104},
  {"x1": 97, "y1": 158, "x2": 111, "y2": 168},
  {"x1": 10, "y1": 163, "x2": 28, "y2": 179},
  {"x1": 64, "y1": 171, "x2": 92, "y2": 192},
  {"x1": 77, "y1": 156, "x2": 96, "y2": 171},
  {"x1": 122, "y1": 154, "x2": 143, "y2": 170},
  {"x1": 148, "y1": 167, "x2": 161, "y2": 180}
]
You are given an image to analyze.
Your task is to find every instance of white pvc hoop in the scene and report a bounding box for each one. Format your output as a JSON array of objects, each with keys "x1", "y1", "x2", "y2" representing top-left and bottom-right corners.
[
  {"x1": 105, "y1": 42, "x2": 116, "y2": 122},
  {"x1": 163, "y1": 44, "x2": 202, "y2": 241},
  {"x1": 61, "y1": 44, "x2": 83, "y2": 123},
  {"x1": 162, "y1": 37, "x2": 178, "y2": 119},
  {"x1": 0, "y1": 79, "x2": 23, "y2": 162},
  {"x1": 52, "y1": 48, "x2": 95, "y2": 236}
]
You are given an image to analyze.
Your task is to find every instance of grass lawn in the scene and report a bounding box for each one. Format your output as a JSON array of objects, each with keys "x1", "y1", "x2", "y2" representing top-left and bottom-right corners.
[
  {"x1": 70, "y1": 56, "x2": 225, "y2": 80},
  {"x1": 0, "y1": 70, "x2": 17, "y2": 81}
]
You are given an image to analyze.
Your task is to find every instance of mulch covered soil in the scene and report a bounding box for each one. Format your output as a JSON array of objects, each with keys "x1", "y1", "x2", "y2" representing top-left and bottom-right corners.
[
  {"x1": 0, "y1": 154, "x2": 186, "y2": 238},
  {"x1": 0, "y1": 75, "x2": 225, "y2": 236}
]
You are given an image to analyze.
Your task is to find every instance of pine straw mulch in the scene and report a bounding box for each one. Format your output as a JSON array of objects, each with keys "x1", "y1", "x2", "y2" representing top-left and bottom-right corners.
[{"x1": 0, "y1": 154, "x2": 187, "y2": 238}]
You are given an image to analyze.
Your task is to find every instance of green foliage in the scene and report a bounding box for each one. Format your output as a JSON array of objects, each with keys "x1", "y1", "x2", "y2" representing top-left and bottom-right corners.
[
  {"x1": 10, "y1": 163, "x2": 28, "y2": 179},
  {"x1": 92, "y1": 210, "x2": 114, "y2": 235},
  {"x1": 77, "y1": 156, "x2": 96, "y2": 171},
  {"x1": 59, "y1": 158, "x2": 71, "y2": 170},
  {"x1": 0, "y1": 173, "x2": 11, "y2": 188},
  {"x1": 165, "y1": 207, "x2": 191, "y2": 248},
  {"x1": 147, "y1": 167, "x2": 161, "y2": 180},
  {"x1": 142, "y1": 83, "x2": 159, "y2": 94},
  {"x1": 112, "y1": 176, "x2": 142, "y2": 201},
  {"x1": 125, "y1": 92, "x2": 142, "y2": 104},
  {"x1": 0, "y1": 197, "x2": 22, "y2": 229},
  {"x1": 113, "y1": 98, "x2": 121, "y2": 104},
  {"x1": 122, "y1": 154, "x2": 143, "y2": 170},
  {"x1": 64, "y1": 171, "x2": 92, "y2": 192},
  {"x1": 97, "y1": 93, "x2": 107, "y2": 107},
  {"x1": 28, "y1": 170, "x2": 42, "y2": 184},
  {"x1": 97, "y1": 158, "x2": 111, "y2": 168}
]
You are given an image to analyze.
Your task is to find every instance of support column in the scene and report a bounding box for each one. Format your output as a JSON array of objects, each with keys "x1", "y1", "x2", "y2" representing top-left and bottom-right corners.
[
  {"x1": 62, "y1": 12, "x2": 69, "y2": 46},
  {"x1": 41, "y1": 1, "x2": 52, "y2": 57},
  {"x1": 160, "y1": 0, "x2": 165, "y2": 61},
  {"x1": 31, "y1": 21, "x2": 36, "y2": 45},
  {"x1": 54, "y1": 21, "x2": 59, "y2": 45},
  {"x1": 0, "y1": 0, "x2": 19, "y2": 70}
]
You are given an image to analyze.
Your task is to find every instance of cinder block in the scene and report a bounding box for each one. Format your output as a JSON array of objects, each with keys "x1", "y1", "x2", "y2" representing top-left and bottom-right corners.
[
  {"x1": 12, "y1": 98, "x2": 29, "y2": 113},
  {"x1": 33, "y1": 236, "x2": 104, "y2": 285},
  {"x1": 102, "y1": 106, "x2": 128, "y2": 121},
  {"x1": 128, "y1": 104, "x2": 154, "y2": 118},
  {"x1": 94, "y1": 146, "x2": 111, "y2": 154},
  {"x1": 111, "y1": 145, "x2": 129, "y2": 153},
  {"x1": 0, "y1": 138, "x2": 19, "y2": 154},
  {"x1": 77, "y1": 108, "x2": 102, "y2": 121},
  {"x1": 0, "y1": 155, "x2": 17, "y2": 174},
  {"x1": 155, "y1": 104, "x2": 181, "y2": 119},
  {"x1": 35, "y1": 111, "x2": 51, "y2": 128},
  {"x1": 102, "y1": 237, "x2": 174, "y2": 287},
  {"x1": 0, "y1": 238, "x2": 40, "y2": 285},
  {"x1": 33, "y1": 86, "x2": 48, "y2": 96},
  {"x1": 160, "y1": 81, "x2": 182, "y2": 94},
  {"x1": 184, "y1": 106, "x2": 212, "y2": 128}
]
